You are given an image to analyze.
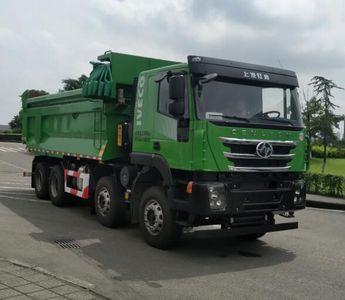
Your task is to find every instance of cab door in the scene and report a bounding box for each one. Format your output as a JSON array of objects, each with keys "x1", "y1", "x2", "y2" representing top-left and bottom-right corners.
[{"x1": 152, "y1": 71, "x2": 193, "y2": 170}]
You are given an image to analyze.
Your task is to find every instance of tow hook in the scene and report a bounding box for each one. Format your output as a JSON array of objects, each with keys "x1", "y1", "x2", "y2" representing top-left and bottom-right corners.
[{"x1": 280, "y1": 211, "x2": 295, "y2": 218}]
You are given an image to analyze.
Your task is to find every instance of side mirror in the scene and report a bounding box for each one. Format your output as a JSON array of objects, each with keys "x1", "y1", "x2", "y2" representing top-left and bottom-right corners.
[
  {"x1": 169, "y1": 101, "x2": 185, "y2": 117},
  {"x1": 169, "y1": 75, "x2": 185, "y2": 100}
]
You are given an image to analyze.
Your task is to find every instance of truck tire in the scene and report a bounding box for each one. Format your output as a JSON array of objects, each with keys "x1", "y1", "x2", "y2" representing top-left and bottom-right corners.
[
  {"x1": 49, "y1": 165, "x2": 67, "y2": 207},
  {"x1": 239, "y1": 233, "x2": 266, "y2": 240},
  {"x1": 139, "y1": 186, "x2": 182, "y2": 249},
  {"x1": 34, "y1": 162, "x2": 49, "y2": 199},
  {"x1": 94, "y1": 176, "x2": 126, "y2": 228}
]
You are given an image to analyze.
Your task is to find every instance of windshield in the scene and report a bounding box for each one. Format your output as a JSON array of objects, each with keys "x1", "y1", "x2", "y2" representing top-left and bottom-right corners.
[{"x1": 195, "y1": 79, "x2": 303, "y2": 127}]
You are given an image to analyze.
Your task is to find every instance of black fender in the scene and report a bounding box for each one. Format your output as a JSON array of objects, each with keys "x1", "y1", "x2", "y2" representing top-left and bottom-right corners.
[
  {"x1": 89, "y1": 163, "x2": 122, "y2": 197},
  {"x1": 130, "y1": 152, "x2": 173, "y2": 223},
  {"x1": 130, "y1": 152, "x2": 173, "y2": 186}
]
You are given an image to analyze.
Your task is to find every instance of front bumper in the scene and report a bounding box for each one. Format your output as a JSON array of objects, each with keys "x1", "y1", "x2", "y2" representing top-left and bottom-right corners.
[
  {"x1": 173, "y1": 176, "x2": 306, "y2": 217},
  {"x1": 184, "y1": 221, "x2": 298, "y2": 238}
]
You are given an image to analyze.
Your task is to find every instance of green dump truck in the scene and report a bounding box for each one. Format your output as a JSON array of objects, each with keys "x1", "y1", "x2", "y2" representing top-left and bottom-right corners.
[{"x1": 22, "y1": 51, "x2": 306, "y2": 248}]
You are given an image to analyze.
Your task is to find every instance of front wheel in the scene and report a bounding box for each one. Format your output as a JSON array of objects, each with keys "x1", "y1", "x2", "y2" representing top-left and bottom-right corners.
[
  {"x1": 94, "y1": 176, "x2": 126, "y2": 228},
  {"x1": 139, "y1": 186, "x2": 182, "y2": 249}
]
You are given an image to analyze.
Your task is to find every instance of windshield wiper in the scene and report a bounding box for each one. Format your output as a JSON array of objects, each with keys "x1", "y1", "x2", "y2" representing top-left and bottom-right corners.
[
  {"x1": 221, "y1": 115, "x2": 250, "y2": 122},
  {"x1": 206, "y1": 113, "x2": 250, "y2": 123},
  {"x1": 251, "y1": 116, "x2": 293, "y2": 125},
  {"x1": 205, "y1": 112, "x2": 250, "y2": 123}
]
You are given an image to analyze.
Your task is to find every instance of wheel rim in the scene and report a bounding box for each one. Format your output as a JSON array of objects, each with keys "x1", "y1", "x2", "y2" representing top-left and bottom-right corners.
[
  {"x1": 97, "y1": 187, "x2": 111, "y2": 217},
  {"x1": 35, "y1": 170, "x2": 43, "y2": 191},
  {"x1": 50, "y1": 175, "x2": 58, "y2": 198},
  {"x1": 144, "y1": 199, "x2": 164, "y2": 236}
]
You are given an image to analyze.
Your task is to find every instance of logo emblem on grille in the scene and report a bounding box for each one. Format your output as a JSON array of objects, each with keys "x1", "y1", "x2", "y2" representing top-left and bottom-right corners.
[{"x1": 256, "y1": 142, "x2": 273, "y2": 158}]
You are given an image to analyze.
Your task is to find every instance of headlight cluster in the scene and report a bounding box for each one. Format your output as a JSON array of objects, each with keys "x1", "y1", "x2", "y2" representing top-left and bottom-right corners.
[
  {"x1": 294, "y1": 180, "x2": 305, "y2": 205},
  {"x1": 208, "y1": 184, "x2": 226, "y2": 211}
]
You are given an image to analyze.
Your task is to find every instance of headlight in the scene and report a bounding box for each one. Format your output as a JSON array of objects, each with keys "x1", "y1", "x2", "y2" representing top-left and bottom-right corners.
[
  {"x1": 294, "y1": 193, "x2": 302, "y2": 205},
  {"x1": 294, "y1": 180, "x2": 305, "y2": 205},
  {"x1": 208, "y1": 184, "x2": 226, "y2": 211}
]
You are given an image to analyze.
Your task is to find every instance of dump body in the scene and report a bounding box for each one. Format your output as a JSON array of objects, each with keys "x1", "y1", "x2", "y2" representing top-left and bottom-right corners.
[{"x1": 22, "y1": 52, "x2": 178, "y2": 161}]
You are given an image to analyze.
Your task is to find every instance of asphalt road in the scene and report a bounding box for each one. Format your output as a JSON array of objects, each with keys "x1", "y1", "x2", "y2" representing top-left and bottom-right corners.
[{"x1": 1, "y1": 142, "x2": 345, "y2": 299}]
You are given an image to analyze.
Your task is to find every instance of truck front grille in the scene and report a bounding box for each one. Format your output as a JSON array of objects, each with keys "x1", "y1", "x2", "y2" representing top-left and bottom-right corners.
[{"x1": 220, "y1": 137, "x2": 296, "y2": 172}]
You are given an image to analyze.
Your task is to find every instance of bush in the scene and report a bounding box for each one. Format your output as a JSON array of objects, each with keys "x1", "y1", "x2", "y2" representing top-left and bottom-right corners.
[
  {"x1": 11, "y1": 128, "x2": 22, "y2": 133},
  {"x1": 0, "y1": 133, "x2": 22, "y2": 143},
  {"x1": 304, "y1": 172, "x2": 345, "y2": 197},
  {"x1": 311, "y1": 145, "x2": 345, "y2": 158}
]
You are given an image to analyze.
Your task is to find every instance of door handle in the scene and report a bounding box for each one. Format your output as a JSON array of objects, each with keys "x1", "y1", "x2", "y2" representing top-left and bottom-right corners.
[{"x1": 153, "y1": 141, "x2": 160, "y2": 150}]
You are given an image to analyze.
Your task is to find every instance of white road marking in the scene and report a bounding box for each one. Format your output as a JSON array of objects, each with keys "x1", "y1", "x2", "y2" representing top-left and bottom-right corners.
[
  {"x1": 0, "y1": 182, "x2": 30, "y2": 186},
  {"x1": 0, "y1": 159, "x2": 27, "y2": 171},
  {"x1": 8, "y1": 147, "x2": 25, "y2": 152},
  {"x1": 0, "y1": 146, "x2": 26, "y2": 152},
  {"x1": 0, "y1": 178, "x2": 30, "y2": 182},
  {"x1": 0, "y1": 147, "x2": 16, "y2": 152},
  {"x1": 0, "y1": 181, "x2": 31, "y2": 185},
  {"x1": 0, "y1": 186, "x2": 32, "y2": 190}
]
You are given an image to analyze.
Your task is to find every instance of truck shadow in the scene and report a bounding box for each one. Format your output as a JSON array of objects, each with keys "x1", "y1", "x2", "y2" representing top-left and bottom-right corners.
[
  {"x1": 1, "y1": 196, "x2": 296, "y2": 282},
  {"x1": 94, "y1": 228, "x2": 296, "y2": 282}
]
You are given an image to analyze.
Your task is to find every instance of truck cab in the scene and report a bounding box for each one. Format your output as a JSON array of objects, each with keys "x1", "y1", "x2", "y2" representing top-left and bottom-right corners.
[{"x1": 129, "y1": 55, "x2": 306, "y2": 246}]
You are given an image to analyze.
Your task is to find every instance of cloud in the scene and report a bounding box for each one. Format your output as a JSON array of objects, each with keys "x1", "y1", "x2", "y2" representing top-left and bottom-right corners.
[{"x1": 0, "y1": 0, "x2": 345, "y2": 126}]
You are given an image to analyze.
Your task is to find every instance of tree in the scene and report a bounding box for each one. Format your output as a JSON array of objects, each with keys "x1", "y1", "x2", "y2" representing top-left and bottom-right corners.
[
  {"x1": 8, "y1": 90, "x2": 49, "y2": 132},
  {"x1": 309, "y1": 76, "x2": 344, "y2": 173},
  {"x1": 21, "y1": 89, "x2": 49, "y2": 99},
  {"x1": 302, "y1": 96, "x2": 323, "y2": 140},
  {"x1": 8, "y1": 112, "x2": 21, "y2": 131},
  {"x1": 61, "y1": 74, "x2": 88, "y2": 91}
]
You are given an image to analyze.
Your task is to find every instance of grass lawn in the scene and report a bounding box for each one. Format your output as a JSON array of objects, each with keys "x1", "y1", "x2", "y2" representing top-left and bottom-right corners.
[{"x1": 309, "y1": 158, "x2": 345, "y2": 176}]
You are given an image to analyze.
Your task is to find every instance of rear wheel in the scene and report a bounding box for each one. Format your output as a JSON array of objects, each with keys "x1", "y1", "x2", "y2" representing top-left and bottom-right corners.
[
  {"x1": 139, "y1": 186, "x2": 182, "y2": 249},
  {"x1": 94, "y1": 176, "x2": 126, "y2": 227},
  {"x1": 49, "y1": 165, "x2": 67, "y2": 207},
  {"x1": 34, "y1": 162, "x2": 49, "y2": 199}
]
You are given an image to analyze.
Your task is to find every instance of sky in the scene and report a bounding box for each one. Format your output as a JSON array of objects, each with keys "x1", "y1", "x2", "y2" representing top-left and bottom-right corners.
[{"x1": 0, "y1": 0, "x2": 345, "y2": 133}]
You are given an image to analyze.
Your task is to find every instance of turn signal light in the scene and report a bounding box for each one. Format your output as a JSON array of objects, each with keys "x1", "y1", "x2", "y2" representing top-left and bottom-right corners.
[
  {"x1": 186, "y1": 181, "x2": 193, "y2": 194},
  {"x1": 117, "y1": 124, "x2": 123, "y2": 147}
]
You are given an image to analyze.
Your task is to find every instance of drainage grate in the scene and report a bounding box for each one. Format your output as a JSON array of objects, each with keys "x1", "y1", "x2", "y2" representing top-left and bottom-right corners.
[{"x1": 54, "y1": 239, "x2": 81, "y2": 249}]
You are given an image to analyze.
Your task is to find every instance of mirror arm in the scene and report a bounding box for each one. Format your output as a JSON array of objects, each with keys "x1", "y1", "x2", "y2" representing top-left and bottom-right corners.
[{"x1": 155, "y1": 70, "x2": 187, "y2": 83}]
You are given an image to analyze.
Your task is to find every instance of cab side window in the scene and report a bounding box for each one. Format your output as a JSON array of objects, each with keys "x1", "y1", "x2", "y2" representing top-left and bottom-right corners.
[{"x1": 158, "y1": 78, "x2": 172, "y2": 116}]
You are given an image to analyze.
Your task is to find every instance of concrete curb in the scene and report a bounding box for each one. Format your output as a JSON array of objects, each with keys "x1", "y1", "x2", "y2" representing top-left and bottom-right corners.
[
  {"x1": 306, "y1": 199, "x2": 345, "y2": 211},
  {"x1": 2, "y1": 258, "x2": 95, "y2": 290},
  {"x1": 0, "y1": 258, "x2": 109, "y2": 299}
]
